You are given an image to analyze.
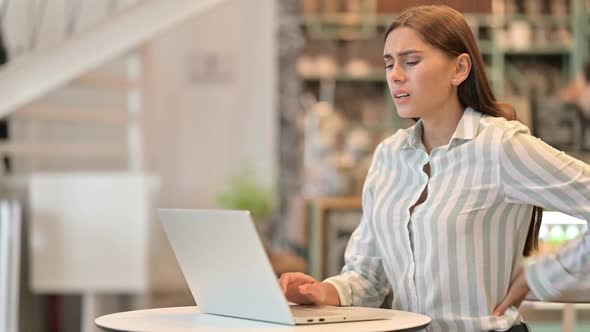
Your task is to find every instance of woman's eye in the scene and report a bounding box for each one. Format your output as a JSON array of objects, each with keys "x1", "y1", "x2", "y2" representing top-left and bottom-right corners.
[
  {"x1": 406, "y1": 61, "x2": 419, "y2": 66},
  {"x1": 384, "y1": 64, "x2": 393, "y2": 70}
]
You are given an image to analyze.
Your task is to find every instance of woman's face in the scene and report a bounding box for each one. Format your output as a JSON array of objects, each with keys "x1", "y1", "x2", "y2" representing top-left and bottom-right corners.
[{"x1": 384, "y1": 27, "x2": 458, "y2": 119}]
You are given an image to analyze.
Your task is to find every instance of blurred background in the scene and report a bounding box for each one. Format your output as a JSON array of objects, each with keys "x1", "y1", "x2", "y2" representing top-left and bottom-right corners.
[{"x1": 0, "y1": 0, "x2": 589, "y2": 331}]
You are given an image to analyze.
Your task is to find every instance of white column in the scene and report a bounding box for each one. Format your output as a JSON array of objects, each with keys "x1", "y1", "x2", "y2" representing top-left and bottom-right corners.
[
  {"x1": 127, "y1": 51, "x2": 143, "y2": 172},
  {"x1": 0, "y1": 200, "x2": 9, "y2": 332},
  {"x1": 8, "y1": 200, "x2": 21, "y2": 332}
]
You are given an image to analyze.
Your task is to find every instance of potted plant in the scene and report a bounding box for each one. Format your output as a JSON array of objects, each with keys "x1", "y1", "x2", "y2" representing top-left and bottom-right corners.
[
  {"x1": 217, "y1": 169, "x2": 307, "y2": 275},
  {"x1": 217, "y1": 169, "x2": 275, "y2": 242}
]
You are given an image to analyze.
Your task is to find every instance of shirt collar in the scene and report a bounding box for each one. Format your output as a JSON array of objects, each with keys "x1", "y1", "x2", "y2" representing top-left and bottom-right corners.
[
  {"x1": 403, "y1": 119, "x2": 425, "y2": 150},
  {"x1": 402, "y1": 107, "x2": 482, "y2": 151}
]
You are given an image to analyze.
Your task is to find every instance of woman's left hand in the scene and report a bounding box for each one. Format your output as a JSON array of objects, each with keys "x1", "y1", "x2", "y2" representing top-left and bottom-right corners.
[{"x1": 493, "y1": 267, "x2": 530, "y2": 316}]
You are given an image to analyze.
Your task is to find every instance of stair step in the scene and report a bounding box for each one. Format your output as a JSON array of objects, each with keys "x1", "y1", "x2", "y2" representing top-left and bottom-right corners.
[
  {"x1": 0, "y1": 143, "x2": 127, "y2": 159},
  {"x1": 74, "y1": 72, "x2": 137, "y2": 92},
  {"x1": 14, "y1": 105, "x2": 131, "y2": 125}
]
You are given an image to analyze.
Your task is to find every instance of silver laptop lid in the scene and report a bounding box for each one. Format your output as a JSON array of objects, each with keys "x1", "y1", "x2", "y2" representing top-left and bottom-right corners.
[{"x1": 158, "y1": 209, "x2": 295, "y2": 325}]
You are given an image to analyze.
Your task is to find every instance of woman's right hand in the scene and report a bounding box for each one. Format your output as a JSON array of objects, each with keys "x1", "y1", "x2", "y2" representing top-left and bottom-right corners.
[{"x1": 278, "y1": 272, "x2": 341, "y2": 306}]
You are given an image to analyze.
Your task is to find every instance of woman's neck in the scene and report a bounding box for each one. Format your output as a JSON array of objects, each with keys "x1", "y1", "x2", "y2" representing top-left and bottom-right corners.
[{"x1": 420, "y1": 99, "x2": 465, "y2": 154}]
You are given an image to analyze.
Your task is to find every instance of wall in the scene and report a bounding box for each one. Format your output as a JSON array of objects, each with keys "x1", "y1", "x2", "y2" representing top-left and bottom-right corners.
[
  {"x1": 144, "y1": 0, "x2": 276, "y2": 208},
  {"x1": 143, "y1": 0, "x2": 277, "y2": 291}
]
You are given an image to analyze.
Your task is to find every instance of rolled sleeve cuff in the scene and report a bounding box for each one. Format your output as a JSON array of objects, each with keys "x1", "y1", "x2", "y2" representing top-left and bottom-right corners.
[
  {"x1": 525, "y1": 253, "x2": 579, "y2": 301},
  {"x1": 324, "y1": 276, "x2": 352, "y2": 306}
]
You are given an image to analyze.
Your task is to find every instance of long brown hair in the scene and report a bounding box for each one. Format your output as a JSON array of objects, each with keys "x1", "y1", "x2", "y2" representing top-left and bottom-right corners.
[{"x1": 385, "y1": 5, "x2": 541, "y2": 256}]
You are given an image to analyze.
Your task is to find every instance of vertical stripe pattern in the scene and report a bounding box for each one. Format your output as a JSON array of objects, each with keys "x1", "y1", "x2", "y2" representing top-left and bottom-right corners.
[{"x1": 324, "y1": 107, "x2": 590, "y2": 331}]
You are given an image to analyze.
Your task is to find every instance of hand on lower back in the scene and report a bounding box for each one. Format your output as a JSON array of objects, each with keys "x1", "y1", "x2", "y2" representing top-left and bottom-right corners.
[
  {"x1": 279, "y1": 272, "x2": 341, "y2": 306},
  {"x1": 494, "y1": 267, "x2": 530, "y2": 316}
]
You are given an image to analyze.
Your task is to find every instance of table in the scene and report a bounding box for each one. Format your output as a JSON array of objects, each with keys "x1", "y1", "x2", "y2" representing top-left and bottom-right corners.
[{"x1": 95, "y1": 306, "x2": 431, "y2": 332}]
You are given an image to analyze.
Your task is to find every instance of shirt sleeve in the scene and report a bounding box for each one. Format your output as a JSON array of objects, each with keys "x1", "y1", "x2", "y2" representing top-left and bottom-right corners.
[
  {"x1": 499, "y1": 122, "x2": 590, "y2": 301},
  {"x1": 324, "y1": 142, "x2": 391, "y2": 307}
]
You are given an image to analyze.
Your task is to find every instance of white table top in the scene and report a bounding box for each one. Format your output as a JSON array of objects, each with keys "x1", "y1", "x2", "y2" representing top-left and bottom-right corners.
[{"x1": 95, "y1": 306, "x2": 431, "y2": 332}]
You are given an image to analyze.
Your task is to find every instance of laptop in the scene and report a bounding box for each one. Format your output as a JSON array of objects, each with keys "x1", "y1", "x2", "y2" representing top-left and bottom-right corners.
[{"x1": 158, "y1": 208, "x2": 399, "y2": 325}]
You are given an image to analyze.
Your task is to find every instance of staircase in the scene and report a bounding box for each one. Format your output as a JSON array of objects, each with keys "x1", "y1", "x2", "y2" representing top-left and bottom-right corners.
[
  {"x1": 0, "y1": 0, "x2": 223, "y2": 173},
  {"x1": 0, "y1": 1, "x2": 224, "y2": 332},
  {"x1": 3, "y1": 52, "x2": 142, "y2": 175}
]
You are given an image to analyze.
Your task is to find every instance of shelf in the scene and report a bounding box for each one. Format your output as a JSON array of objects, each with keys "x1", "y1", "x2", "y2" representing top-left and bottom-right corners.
[
  {"x1": 382, "y1": 14, "x2": 572, "y2": 28},
  {"x1": 302, "y1": 13, "x2": 378, "y2": 40},
  {"x1": 499, "y1": 46, "x2": 573, "y2": 55},
  {"x1": 495, "y1": 15, "x2": 572, "y2": 27},
  {"x1": 300, "y1": 3, "x2": 589, "y2": 99},
  {"x1": 303, "y1": 14, "x2": 573, "y2": 31}
]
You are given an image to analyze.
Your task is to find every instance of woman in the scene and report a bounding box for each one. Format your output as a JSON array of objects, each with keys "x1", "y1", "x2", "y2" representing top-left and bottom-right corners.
[
  {"x1": 280, "y1": 5, "x2": 590, "y2": 332},
  {"x1": 560, "y1": 61, "x2": 590, "y2": 150},
  {"x1": 561, "y1": 61, "x2": 590, "y2": 120}
]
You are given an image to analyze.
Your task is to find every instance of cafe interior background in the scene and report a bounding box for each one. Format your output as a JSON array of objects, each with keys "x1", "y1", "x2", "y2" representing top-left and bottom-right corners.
[{"x1": 0, "y1": 0, "x2": 589, "y2": 331}]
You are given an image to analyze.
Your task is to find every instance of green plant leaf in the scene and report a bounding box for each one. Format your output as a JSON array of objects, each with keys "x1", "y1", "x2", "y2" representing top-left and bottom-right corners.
[{"x1": 216, "y1": 170, "x2": 275, "y2": 224}]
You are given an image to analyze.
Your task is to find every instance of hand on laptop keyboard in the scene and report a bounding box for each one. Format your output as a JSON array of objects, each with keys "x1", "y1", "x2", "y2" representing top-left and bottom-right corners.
[{"x1": 279, "y1": 272, "x2": 341, "y2": 306}]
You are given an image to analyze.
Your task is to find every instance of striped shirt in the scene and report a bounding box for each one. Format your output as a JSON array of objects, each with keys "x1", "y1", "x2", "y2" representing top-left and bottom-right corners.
[{"x1": 325, "y1": 107, "x2": 590, "y2": 331}]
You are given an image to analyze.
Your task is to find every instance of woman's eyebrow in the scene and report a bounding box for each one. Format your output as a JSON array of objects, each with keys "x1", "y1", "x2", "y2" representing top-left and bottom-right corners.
[{"x1": 383, "y1": 49, "x2": 423, "y2": 60}]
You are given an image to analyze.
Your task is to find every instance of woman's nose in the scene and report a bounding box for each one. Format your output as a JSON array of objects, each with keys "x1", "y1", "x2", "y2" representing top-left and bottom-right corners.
[{"x1": 388, "y1": 65, "x2": 405, "y2": 84}]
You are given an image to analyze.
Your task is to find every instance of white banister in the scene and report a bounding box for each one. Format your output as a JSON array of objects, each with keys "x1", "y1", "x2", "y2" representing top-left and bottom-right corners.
[{"x1": 0, "y1": 0, "x2": 224, "y2": 118}]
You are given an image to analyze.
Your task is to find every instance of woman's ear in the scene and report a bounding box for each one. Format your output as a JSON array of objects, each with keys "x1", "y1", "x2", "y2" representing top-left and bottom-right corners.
[{"x1": 452, "y1": 53, "x2": 471, "y2": 86}]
